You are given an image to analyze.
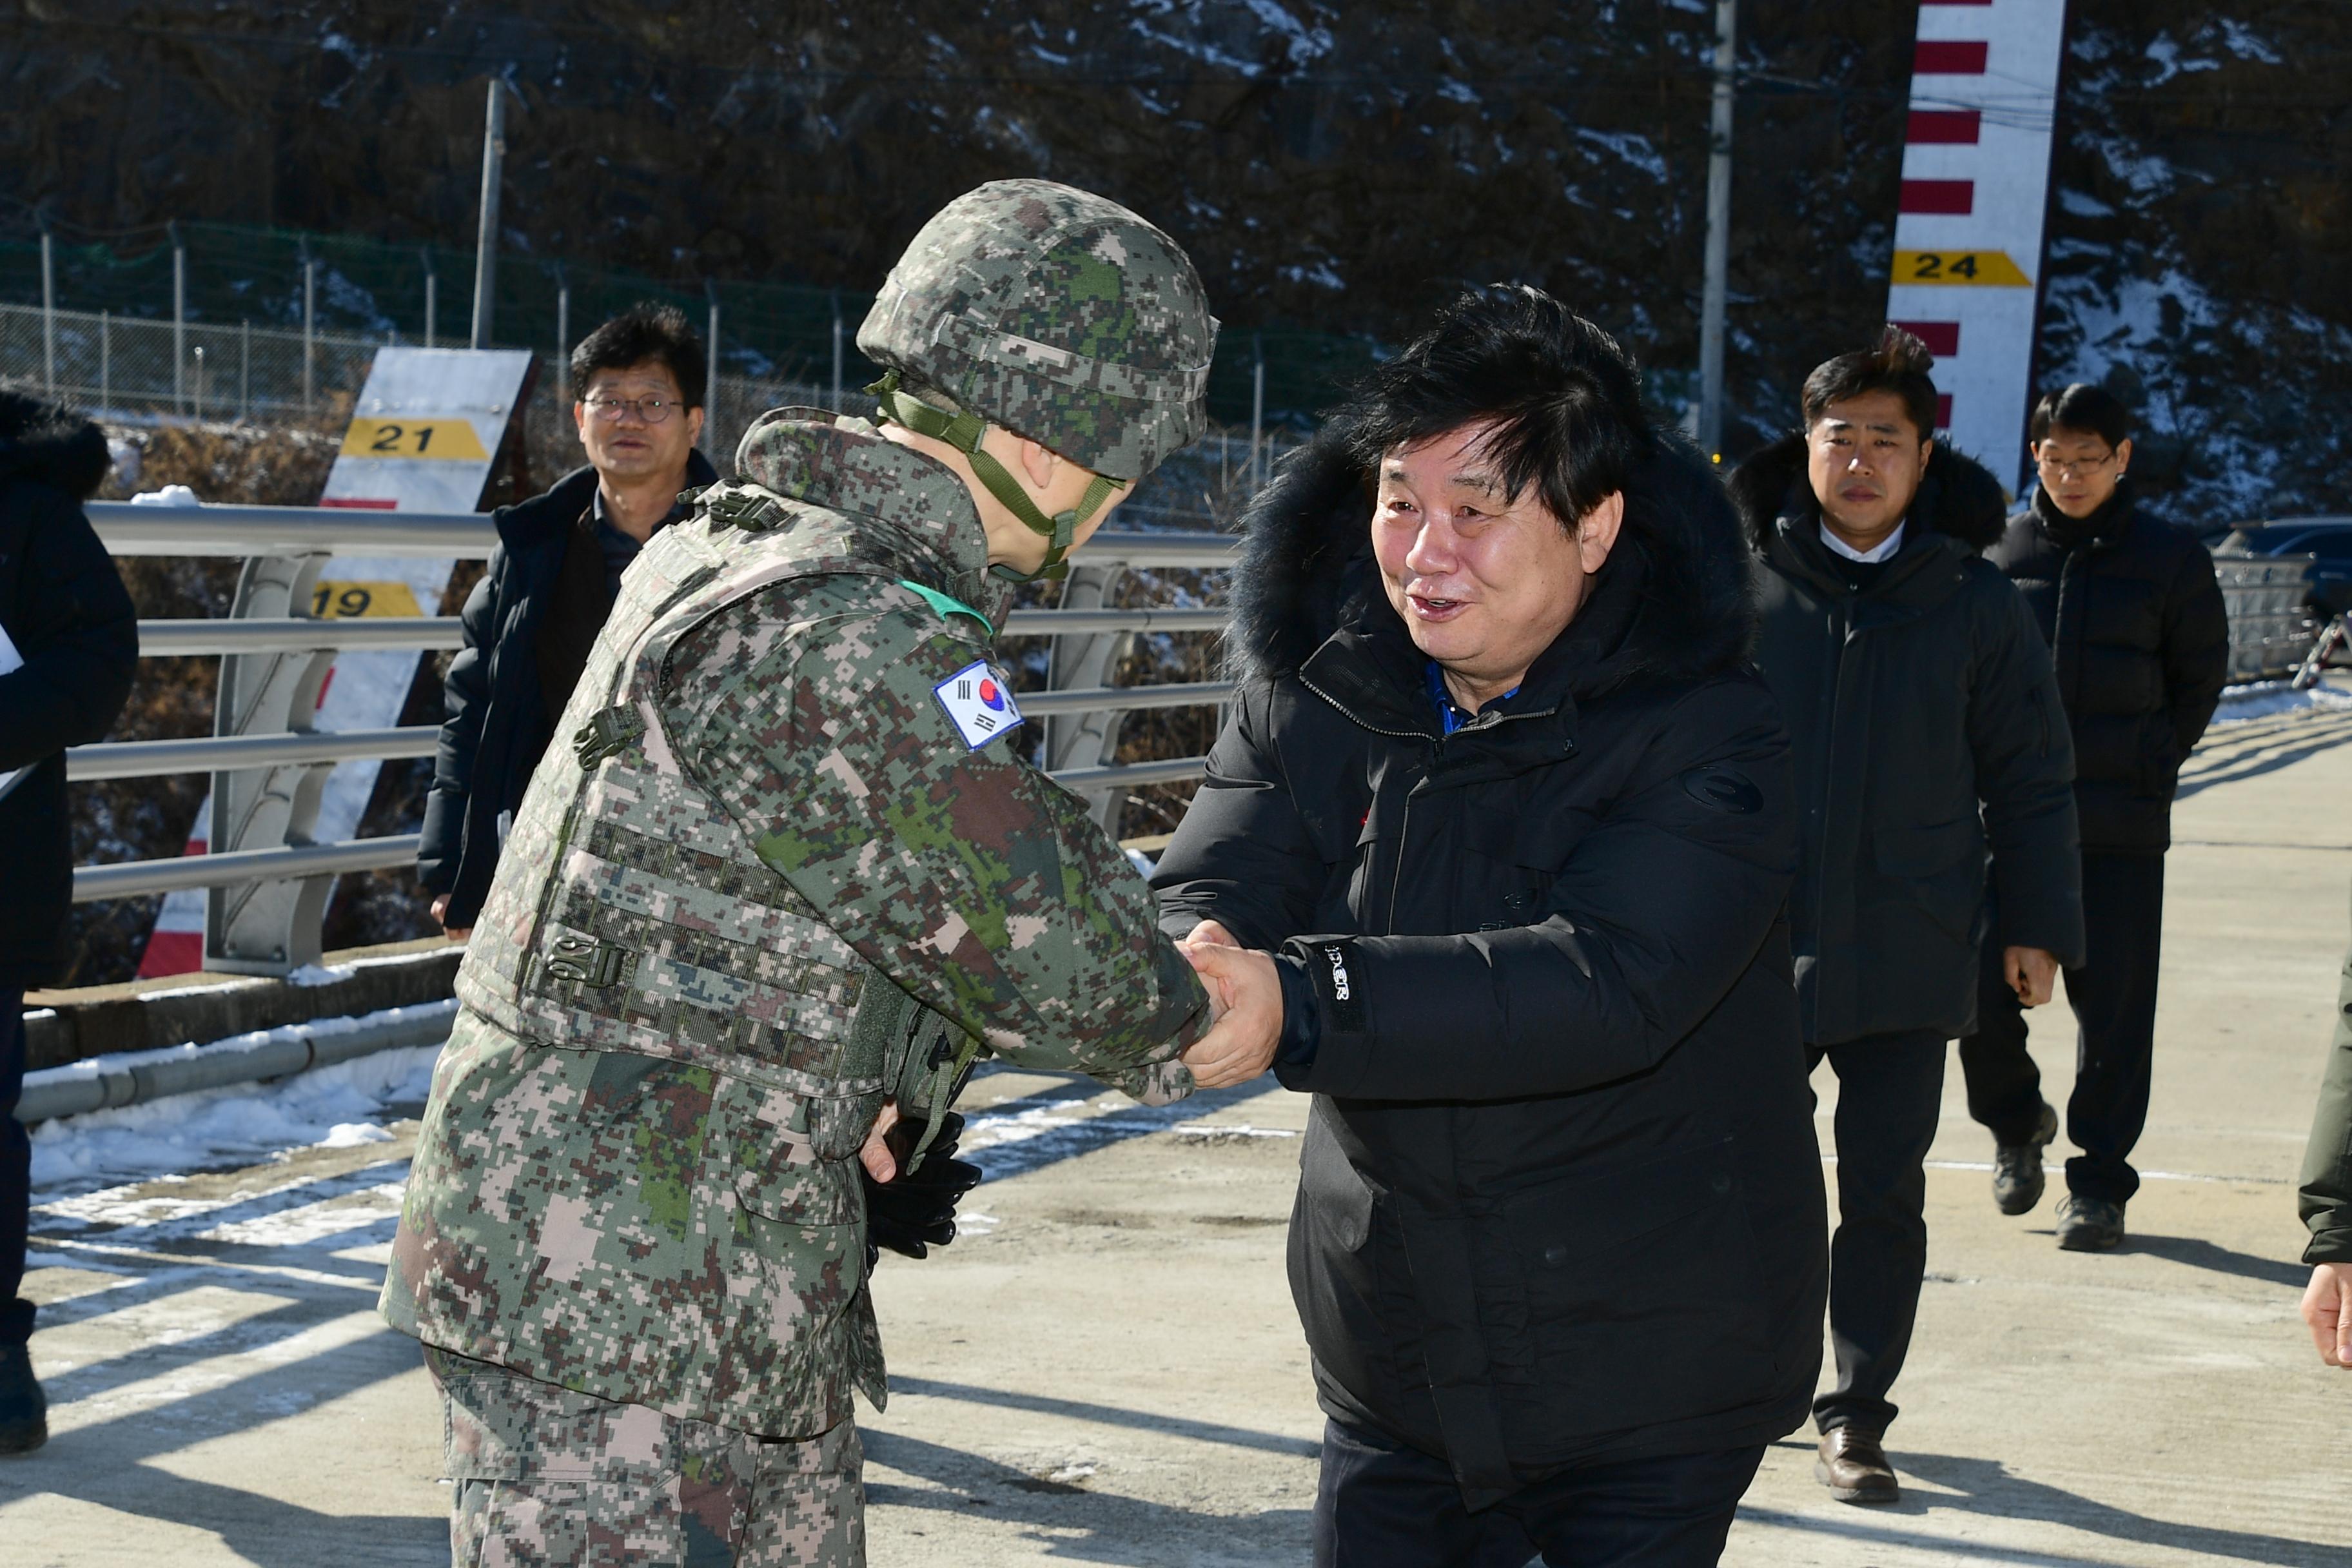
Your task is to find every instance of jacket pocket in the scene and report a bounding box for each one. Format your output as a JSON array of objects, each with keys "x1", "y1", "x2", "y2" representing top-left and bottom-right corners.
[
  {"x1": 1502, "y1": 1138, "x2": 1779, "y2": 1434},
  {"x1": 718, "y1": 1076, "x2": 865, "y2": 1228}
]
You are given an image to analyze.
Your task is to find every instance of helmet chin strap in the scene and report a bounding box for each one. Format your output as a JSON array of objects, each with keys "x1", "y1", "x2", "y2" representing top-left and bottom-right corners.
[{"x1": 867, "y1": 371, "x2": 1124, "y2": 583}]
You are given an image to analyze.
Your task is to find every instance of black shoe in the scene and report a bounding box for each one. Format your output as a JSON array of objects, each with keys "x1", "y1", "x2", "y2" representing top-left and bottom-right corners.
[
  {"x1": 2055, "y1": 1194, "x2": 2126, "y2": 1252},
  {"x1": 1992, "y1": 1102, "x2": 2059, "y2": 1216},
  {"x1": 0, "y1": 1343, "x2": 46, "y2": 1455},
  {"x1": 1815, "y1": 1426, "x2": 1899, "y2": 1504}
]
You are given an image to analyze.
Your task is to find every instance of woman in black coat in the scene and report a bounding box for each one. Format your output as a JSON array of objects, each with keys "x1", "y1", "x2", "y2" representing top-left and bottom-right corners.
[
  {"x1": 1155, "y1": 289, "x2": 1825, "y2": 1563},
  {"x1": 0, "y1": 391, "x2": 137, "y2": 1453}
]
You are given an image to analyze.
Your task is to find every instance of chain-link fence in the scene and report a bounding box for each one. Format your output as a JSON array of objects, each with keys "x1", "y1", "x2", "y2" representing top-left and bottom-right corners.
[
  {"x1": 2, "y1": 300, "x2": 1300, "y2": 532},
  {"x1": 1, "y1": 220, "x2": 1382, "y2": 429}
]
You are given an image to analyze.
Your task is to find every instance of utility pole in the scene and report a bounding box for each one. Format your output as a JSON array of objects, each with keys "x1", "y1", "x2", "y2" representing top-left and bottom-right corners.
[
  {"x1": 554, "y1": 267, "x2": 570, "y2": 405},
  {"x1": 37, "y1": 217, "x2": 55, "y2": 396},
  {"x1": 830, "y1": 293, "x2": 845, "y2": 410},
  {"x1": 471, "y1": 80, "x2": 506, "y2": 349},
  {"x1": 301, "y1": 244, "x2": 317, "y2": 416},
  {"x1": 703, "y1": 282, "x2": 722, "y2": 453},
  {"x1": 1697, "y1": 0, "x2": 1738, "y2": 460},
  {"x1": 1250, "y1": 335, "x2": 1265, "y2": 491},
  {"x1": 170, "y1": 220, "x2": 188, "y2": 414},
  {"x1": 422, "y1": 248, "x2": 438, "y2": 349}
]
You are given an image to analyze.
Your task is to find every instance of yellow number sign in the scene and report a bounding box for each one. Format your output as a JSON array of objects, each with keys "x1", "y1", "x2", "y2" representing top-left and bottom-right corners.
[
  {"x1": 1889, "y1": 250, "x2": 2033, "y2": 287},
  {"x1": 310, "y1": 580, "x2": 426, "y2": 619},
  {"x1": 338, "y1": 418, "x2": 490, "y2": 460}
]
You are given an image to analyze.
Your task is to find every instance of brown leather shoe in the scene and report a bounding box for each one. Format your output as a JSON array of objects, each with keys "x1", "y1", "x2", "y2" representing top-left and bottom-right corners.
[{"x1": 1815, "y1": 1426, "x2": 1899, "y2": 1504}]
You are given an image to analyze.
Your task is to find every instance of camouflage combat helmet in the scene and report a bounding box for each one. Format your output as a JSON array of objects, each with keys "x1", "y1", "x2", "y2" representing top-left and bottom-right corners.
[{"x1": 858, "y1": 179, "x2": 1219, "y2": 581}]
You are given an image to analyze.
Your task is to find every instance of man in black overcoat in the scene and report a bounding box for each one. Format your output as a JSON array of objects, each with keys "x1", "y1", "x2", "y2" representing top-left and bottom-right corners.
[
  {"x1": 1959, "y1": 383, "x2": 2227, "y2": 1251},
  {"x1": 0, "y1": 393, "x2": 138, "y2": 1453},
  {"x1": 1730, "y1": 329, "x2": 2084, "y2": 1505}
]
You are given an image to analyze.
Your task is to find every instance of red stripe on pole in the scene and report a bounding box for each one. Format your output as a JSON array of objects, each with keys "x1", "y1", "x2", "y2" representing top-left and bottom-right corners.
[
  {"x1": 1937, "y1": 394, "x2": 1954, "y2": 430},
  {"x1": 1900, "y1": 179, "x2": 1975, "y2": 215},
  {"x1": 1906, "y1": 109, "x2": 1982, "y2": 144},
  {"x1": 1894, "y1": 321, "x2": 1961, "y2": 357},
  {"x1": 1914, "y1": 40, "x2": 1990, "y2": 74}
]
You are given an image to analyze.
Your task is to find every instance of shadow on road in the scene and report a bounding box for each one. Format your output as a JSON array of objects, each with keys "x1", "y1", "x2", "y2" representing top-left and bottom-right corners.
[
  {"x1": 2121, "y1": 1231, "x2": 2311, "y2": 1289},
  {"x1": 865, "y1": 1427, "x2": 1311, "y2": 1563},
  {"x1": 1747, "y1": 1445, "x2": 2338, "y2": 1567}
]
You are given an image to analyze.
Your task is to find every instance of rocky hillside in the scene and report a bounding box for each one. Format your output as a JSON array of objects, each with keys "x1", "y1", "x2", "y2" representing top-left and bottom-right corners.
[{"x1": 9, "y1": 3, "x2": 2345, "y2": 516}]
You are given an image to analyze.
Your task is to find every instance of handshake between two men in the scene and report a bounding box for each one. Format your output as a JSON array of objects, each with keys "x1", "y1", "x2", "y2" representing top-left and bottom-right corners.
[{"x1": 855, "y1": 919, "x2": 1285, "y2": 1198}]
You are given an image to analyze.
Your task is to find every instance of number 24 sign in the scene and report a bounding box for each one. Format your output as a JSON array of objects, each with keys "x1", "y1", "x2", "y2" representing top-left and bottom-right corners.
[{"x1": 338, "y1": 418, "x2": 490, "y2": 461}]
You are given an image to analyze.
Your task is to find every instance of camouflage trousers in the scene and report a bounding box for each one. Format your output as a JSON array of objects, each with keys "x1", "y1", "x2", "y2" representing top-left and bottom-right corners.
[{"x1": 428, "y1": 1349, "x2": 864, "y2": 1567}]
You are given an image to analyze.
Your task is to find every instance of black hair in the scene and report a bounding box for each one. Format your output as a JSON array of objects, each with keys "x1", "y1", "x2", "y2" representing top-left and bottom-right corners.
[
  {"x1": 570, "y1": 303, "x2": 708, "y2": 409},
  {"x1": 1801, "y1": 326, "x2": 1939, "y2": 442},
  {"x1": 1342, "y1": 283, "x2": 1655, "y2": 532},
  {"x1": 2030, "y1": 382, "x2": 2132, "y2": 449}
]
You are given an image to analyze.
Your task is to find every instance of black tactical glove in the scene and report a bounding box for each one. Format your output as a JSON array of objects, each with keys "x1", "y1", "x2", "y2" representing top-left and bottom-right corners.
[{"x1": 863, "y1": 1111, "x2": 985, "y2": 1271}]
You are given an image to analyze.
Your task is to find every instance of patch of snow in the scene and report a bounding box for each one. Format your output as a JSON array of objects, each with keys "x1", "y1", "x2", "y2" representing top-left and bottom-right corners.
[
  {"x1": 2057, "y1": 188, "x2": 2115, "y2": 219},
  {"x1": 28, "y1": 1043, "x2": 441, "y2": 1196},
  {"x1": 2210, "y1": 681, "x2": 2352, "y2": 725},
  {"x1": 129, "y1": 484, "x2": 201, "y2": 507},
  {"x1": 1279, "y1": 260, "x2": 1346, "y2": 290},
  {"x1": 1574, "y1": 128, "x2": 1669, "y2": 184},
  {"x1": 284, "y1": 962, "x2": 358, "y2": 988},
  {"x1": 2212, "y1": 18, "x2": 2282, "y2": 65}
]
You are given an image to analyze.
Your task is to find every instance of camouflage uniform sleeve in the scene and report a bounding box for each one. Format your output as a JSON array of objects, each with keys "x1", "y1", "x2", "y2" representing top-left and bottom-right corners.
[{"x1": 667, "y1": 580, "x2": 1205, "y2": 1101}]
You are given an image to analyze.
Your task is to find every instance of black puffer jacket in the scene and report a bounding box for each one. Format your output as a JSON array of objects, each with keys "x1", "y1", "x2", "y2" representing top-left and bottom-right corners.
[
  {"x1": 417, "y1": 454, "x2": 717, "y2": 927},
  {"x1": 1152, "y1": 425, "x2": 1827, "y2": 1506},
  {"x1": 0, "y1": 395, "x2": 137, "y2": 988},
  {"x1": 1988, "y1": 483, "x2": 2228, "y2": 853},
  {"x1": 1731, "y1": 435, "x2": 2084, "y2": 1047}
]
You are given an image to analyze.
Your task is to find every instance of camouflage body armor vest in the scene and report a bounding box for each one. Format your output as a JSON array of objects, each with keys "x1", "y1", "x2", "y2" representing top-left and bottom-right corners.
[{"x1": 416, "y1": 482, "x2": 970, "y2": 1433}]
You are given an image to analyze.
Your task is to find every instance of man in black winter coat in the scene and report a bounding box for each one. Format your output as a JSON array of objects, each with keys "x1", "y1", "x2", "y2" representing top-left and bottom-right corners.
[
  {"x1": 1731, "y1": 329, "x2": 2084, "y2": 1507},
  {"x1": 1959, "y1": 384, "x2": 2227, "y2": 1252},
  {"x1": 419, "y1": 304, "x2": 718, "y2": 937},
  {"x1": 1155, "y1": 288, "x2": 1827, "y2": 1565},
  {"x1": 0, "y1": 393, "x2": 138, "y2": 1453}
]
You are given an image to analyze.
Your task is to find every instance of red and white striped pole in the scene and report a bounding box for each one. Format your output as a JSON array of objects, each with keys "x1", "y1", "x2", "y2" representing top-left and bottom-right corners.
[{"x1": 1884, "y1": 0, "x2": 2070, "y2": 493}]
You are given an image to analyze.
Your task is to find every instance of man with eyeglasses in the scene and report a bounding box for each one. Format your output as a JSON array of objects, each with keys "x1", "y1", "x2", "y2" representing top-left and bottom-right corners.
[
  {"x1": 1959, "y1": 383, "x2": 2227, "y2": 1251},
  {"x1": 418, "y1": 302, "x2": 720, "y2": 942}
]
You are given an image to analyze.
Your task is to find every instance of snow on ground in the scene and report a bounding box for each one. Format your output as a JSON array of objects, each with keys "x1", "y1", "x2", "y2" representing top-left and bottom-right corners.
[
  {"x1": 2211, "y1": 679, "x2": 2352, "y2": 723},
  {"x1": 28, "y1": 1044, "x2": 440, "y2": 1196}
]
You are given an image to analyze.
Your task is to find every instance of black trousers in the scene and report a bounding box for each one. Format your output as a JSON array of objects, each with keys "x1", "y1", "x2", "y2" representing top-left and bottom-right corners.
[
  {"x1": 1, "y1": 992, "x2": 28, "y2": 1347},
  {"x1": 1808, "y1": 1029, "x2": 1946, "y2": 1436},
  {"x1": 1313, "y1": 1417, "x2": 1762, "y2": 1568},
  {"x1": 1959, "y1": 852, "x2": 2165, "y2": 1206}
]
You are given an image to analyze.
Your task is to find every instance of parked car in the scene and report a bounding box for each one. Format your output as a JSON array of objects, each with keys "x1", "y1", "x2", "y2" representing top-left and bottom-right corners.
[{"x1": 2209, "y1": 518, "x2": 2352, "y2": 620}]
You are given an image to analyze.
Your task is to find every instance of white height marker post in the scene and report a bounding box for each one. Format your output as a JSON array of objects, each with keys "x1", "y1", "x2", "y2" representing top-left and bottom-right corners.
[{"x1": 1883, "y1": 0, "x2": 2070, "y2": 494}]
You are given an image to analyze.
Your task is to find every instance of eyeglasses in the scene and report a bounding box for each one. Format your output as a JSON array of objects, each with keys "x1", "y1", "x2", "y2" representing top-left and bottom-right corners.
[
  {"x1": 2035, "y1": 448, "x2": 2117, "y2": 477},
  {"x1": 584, "y1": 396, "x2": 678, "y2": 424}
]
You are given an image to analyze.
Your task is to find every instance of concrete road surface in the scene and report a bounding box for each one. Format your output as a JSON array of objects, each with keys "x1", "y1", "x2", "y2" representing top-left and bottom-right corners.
[{"x1": 4, "y1": 689, "x2": 2349, "y2": 1565}]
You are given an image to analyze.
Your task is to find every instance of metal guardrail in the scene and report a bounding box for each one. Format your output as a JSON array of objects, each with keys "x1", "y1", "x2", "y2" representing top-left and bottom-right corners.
[
  {"x1": 88, "y1": 502, "x2": 1241, "y2": 568},
  {"x1": 74, "y1": 836, "x2": 424, "y2": 902},
  {"x1": 76, "y1": 502, "x2": 1242, "y2": 928},
  {"x1": 137, "y1": 617, "x2": 464, "y2": 656},
  {"x1": 68, "y1": 727, "x2": 440, "y2": 782},
  {"x1": 15, "y1": 998, "x2": 458, "y2": 1123}
]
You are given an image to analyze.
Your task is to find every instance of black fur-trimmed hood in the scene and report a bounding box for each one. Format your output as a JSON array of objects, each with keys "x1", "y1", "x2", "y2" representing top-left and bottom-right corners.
[
  {"x1": 1725, "y1": 431, "x2": 2010, "y2": 556},
  {"x1": 0, "y1": 392, "x2": 110, "y2": 502},
  {"x1": 1224, "y1": 418, "x2": 1757, "y2": 692}
]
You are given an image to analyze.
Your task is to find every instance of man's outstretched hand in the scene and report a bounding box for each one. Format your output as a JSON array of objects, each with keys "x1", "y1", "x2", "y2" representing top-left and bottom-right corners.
[{"x1": 1179, "y1": 921, "x2": 1284, "y2": 1088}]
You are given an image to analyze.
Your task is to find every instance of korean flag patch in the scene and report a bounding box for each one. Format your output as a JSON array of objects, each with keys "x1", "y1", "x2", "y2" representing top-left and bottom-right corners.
[{"x1": 933, "y1": 659, "x2": 1025, "y2": 750}]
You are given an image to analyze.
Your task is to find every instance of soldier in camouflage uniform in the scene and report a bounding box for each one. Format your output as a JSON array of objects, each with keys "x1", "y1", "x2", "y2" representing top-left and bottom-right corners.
[{"x1": 380, "y1": 179, "x2": 1226, "y2": 1566}]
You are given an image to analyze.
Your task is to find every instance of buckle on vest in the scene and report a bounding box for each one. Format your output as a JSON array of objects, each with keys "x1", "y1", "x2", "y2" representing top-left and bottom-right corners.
[
  {"x1": 542, "y1": 933, "x2": 632, "y2": 988},
  {"x1": 573, "y1": 707, "x2": 645, "y2": 769},
  {"x1": 703, "y1": 486, "x2": 789, "y2": 533}
]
